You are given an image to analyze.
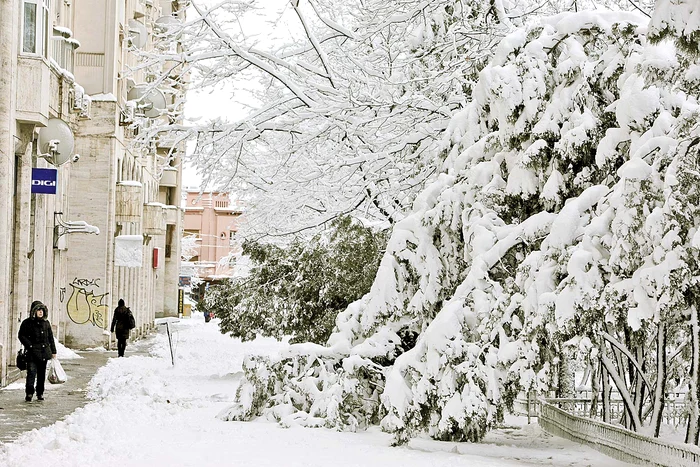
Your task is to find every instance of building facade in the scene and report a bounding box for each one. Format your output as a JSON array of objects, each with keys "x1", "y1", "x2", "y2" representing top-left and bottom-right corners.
[
  {"x1": 182, "y1": 191, "x2": 242, "y2": 299},
  {"x1": 0, "y1": 0, "x2": 186, "y2": 386}
]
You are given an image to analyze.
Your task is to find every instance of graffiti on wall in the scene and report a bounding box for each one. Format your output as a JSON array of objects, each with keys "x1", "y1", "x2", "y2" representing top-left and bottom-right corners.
[{"x1": 67, "y1": 278, "x2": 109, "y2": 327}]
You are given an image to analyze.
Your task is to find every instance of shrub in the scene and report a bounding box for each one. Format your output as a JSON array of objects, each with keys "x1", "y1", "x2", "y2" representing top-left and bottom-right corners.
[{"x1": 200, "y1": 217, "x2": 387, "y2": 344}]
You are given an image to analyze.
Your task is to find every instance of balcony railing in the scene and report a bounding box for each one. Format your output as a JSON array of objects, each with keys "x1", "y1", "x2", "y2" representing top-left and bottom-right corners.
[{"x1": 49, "y1": 35, "x2": 79, "y2": 74}]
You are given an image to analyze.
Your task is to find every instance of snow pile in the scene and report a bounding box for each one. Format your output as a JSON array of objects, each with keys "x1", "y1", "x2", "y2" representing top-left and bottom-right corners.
[
  {"x1": 56, "y1": 340, "x2": 82, "y2": 360},
  {"x1": 226, "y1": 8, "x2": 700, "y2": 445},
  {"x1": 0, "y1": 318, "x2": 633, "y2": 467}
]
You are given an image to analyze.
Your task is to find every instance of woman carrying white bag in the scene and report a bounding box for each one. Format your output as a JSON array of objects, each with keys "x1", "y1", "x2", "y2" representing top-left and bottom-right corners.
[{"x1": 18, "y1": 301, "x2": 57, "y2": 402}]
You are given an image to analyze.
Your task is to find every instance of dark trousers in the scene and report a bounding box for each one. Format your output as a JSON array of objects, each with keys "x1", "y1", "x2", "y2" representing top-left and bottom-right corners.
[
  {"x1": 26, "y1": 358, "x2": 48, "y2": 397},
  {"x1": 117, "y1": 337, "x2": 127, "y2": 357}
]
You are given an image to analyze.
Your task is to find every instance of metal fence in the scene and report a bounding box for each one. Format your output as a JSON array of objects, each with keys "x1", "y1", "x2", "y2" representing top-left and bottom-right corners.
[
  {"x1": 514, "y1": 391, "x2": 689, "y2": 428},
  {"x1": 538, "y1": 400, "x2": 700, "y2": 467}
]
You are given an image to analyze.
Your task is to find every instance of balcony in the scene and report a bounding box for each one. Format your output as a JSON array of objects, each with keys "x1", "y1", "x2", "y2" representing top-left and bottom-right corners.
[
  {"x1": 143, "y1": 203, "x2": 166, "y2": 236},
  {"x1": 16, "y1": 56, "x2": 50, "y2": 125},
  {"x1": 164, "y1": 205, "x2": 180, "y2": 225},
  {"x1": 49, "y1": 35, "x2": 79, "y2": 75},
  {"x1": 116, "y1": 181, "x2": 143, "y2": 223}
]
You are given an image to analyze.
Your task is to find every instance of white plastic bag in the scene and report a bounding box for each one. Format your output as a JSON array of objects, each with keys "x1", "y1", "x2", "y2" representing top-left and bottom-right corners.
[{"x1": 48, "y1": 358, "x2": 67, "y2": 384}]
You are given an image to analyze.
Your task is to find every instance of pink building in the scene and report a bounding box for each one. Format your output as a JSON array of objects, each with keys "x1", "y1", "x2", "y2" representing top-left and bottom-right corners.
[{"x1": 182, "y1": 191, "x2": 242, "y2": 285}]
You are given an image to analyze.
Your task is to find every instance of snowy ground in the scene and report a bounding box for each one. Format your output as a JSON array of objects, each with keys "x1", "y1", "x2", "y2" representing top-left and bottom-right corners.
[{"x1": 0, "y1": 315, "x2": 632, "y2": 466}]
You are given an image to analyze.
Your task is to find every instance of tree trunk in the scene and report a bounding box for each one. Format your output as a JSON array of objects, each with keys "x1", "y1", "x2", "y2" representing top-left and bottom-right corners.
[
  {"x1": 590, "y1": 358, "x2": 600, "y2": 418},
  {"x1": 621, "y1": 328, "x2": 633, "y2": 429},
  {"x1": 602, "y1": 362, "x2": 611, "y2": 424},
  {"x1": 686, "y1": 306, "x2": 700, "y2": 445},
  {"x1": 606, "y1": 324, "x2": 631, "y2": 428},
  {"x1": 557, "y1": 347, "x2": 575, "y2": 398},
  {"x1": 578, "y1": 360, "x2": 591, "y2": 393},
  {"x1": 633, "y1": 344, "x2": 645, "y2": 423},
  {"x1": 650, "y1": 322, "x2": 666, "y2": 437},
  {"x1": 601, "y1": 350, "x2": 642, "y2": 431}
]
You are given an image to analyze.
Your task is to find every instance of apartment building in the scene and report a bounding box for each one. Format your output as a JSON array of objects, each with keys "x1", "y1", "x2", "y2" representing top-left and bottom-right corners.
[
  {"x1": 0, "y1": 0, "x2": 186, "y2": 386},
  {"x1": 182, "y1": 191, "x2": 243, "y2": 299}
]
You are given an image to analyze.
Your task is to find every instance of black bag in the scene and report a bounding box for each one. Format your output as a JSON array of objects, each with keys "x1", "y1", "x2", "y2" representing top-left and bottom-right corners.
[
  {"x1": 128, "y1": 309, "x2": 136, "y2": 329},
  {"x1": 16, "y1": 348, "x2": 27, "y2": 371}
]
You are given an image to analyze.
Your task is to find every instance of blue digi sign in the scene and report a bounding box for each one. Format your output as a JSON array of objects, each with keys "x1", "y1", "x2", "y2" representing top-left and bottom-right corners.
[{"x1": 31, "y1": 168, "x2": 58, "y2": 194}]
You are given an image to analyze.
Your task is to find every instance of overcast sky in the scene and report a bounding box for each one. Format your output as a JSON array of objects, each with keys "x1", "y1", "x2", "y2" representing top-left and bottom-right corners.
[{"x1": 182, "y1": 0, "x2": 294, "y2": 189}]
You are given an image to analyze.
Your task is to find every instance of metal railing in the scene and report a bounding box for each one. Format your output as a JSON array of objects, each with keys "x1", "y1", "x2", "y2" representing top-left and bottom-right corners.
[
  {"x1": 538, "y1": 400, "x2": 700, "y2": 467},
  {"x1": 49, "y1": 36, "x2": 76, "y2": 74},
  {"x1": 514, "y1": 391, "x2": 689, "y2": 428}
]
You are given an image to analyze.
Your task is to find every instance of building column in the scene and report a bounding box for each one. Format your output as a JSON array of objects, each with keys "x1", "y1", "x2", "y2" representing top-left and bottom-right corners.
[
  {"x1": 0, "y1": 0, "x2": 19, "y2": 386},
  {"x1": 11, "y1": 129, "x2": 35, "y2": 352}
]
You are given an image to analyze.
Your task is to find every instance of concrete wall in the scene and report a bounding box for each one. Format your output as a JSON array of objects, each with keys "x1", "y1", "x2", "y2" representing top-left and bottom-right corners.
[
  {"x1": 64, "y1": 100, "x2": 117, "y2": 348},
  {"x1": 0, "y1": 0, "x2": 18, "y2": 388},
  {"x1": 67, "y1": 0, "x2": 186, "y2": 335}
]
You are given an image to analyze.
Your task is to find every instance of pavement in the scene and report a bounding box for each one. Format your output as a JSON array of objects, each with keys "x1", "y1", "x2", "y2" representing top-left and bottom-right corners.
[{"x1": 0, "y1": 337, "x2": 154, "y2": 444}]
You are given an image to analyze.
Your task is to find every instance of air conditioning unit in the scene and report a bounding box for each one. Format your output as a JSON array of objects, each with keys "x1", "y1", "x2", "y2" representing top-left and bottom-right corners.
[
  {"x1": 119, "y1": 101, "x2": 136, "y2": 126},
  {"x1": 79, "y1": 95, "x2": 91, "y2": 119},
  {"x1": 72, "y1": 83, "x2": 84, "y2": 112}
]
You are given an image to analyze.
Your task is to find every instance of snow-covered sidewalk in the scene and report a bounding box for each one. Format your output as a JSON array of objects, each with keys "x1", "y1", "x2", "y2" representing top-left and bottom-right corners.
[{"x1": 0, "y1": 316, "x2": 631, "y2": 466}]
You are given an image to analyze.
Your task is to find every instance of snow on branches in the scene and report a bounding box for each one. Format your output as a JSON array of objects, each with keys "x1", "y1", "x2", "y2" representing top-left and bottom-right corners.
[
  {"x1": 649, "y1": 0, "x2": 700, "y2": 56},
  {"x1": 135, "y1": 0, "x2": 550, "y2": 239},
  {"x1": 220, "y1": 6, "x2": 700, "y2": 445}
]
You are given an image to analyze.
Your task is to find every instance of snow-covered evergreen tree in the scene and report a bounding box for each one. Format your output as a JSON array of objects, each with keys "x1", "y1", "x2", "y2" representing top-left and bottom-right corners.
[{"x1": 212, "y1": 0, "x2": 700, "y2": 447}]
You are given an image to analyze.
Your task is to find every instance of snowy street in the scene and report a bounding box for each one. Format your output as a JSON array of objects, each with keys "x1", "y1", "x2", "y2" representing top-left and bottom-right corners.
[{"x1": 0, "y1": 315, "x2": 631, "y2": 467}]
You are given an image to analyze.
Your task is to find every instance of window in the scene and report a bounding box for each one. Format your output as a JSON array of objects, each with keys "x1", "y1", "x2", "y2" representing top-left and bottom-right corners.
[
  {"x1": 165, "y1": 225, "x2": 174, "y2": 258},
  {"x1": 22, "y1": 0, "x2": 49, "y2": 56},
  {"x1": 165, "y1": 186, "x2": 173, "y2": 206}
]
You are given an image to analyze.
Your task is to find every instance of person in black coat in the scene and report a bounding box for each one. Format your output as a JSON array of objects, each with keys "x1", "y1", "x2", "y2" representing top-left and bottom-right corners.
[
  {"x1": 18, "y1": 301, "x2": 57, "y2": 402},
  {"x1": 111, "y1": 299, "x2": 135, "y2": 357}
]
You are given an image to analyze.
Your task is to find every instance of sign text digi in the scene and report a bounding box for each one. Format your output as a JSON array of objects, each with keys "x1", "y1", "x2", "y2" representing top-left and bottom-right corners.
[{"x1": 31, "y1": 168, "x2": 58, "y2": 194}]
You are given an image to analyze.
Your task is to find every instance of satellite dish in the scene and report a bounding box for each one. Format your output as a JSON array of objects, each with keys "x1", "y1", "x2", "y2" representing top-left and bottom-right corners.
[
  {"x1": 127, "y1": 19, "x2": 148, "y2": 49},
  {"x1": 154, "y1": 16, "x2": 182, "y2": 38},
  {"x1": 127, "y1": 84, "x2": 167, "y2": 118},
  {"x1": 38, "y1": 118, "x2": 75, "y2": 166}
]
